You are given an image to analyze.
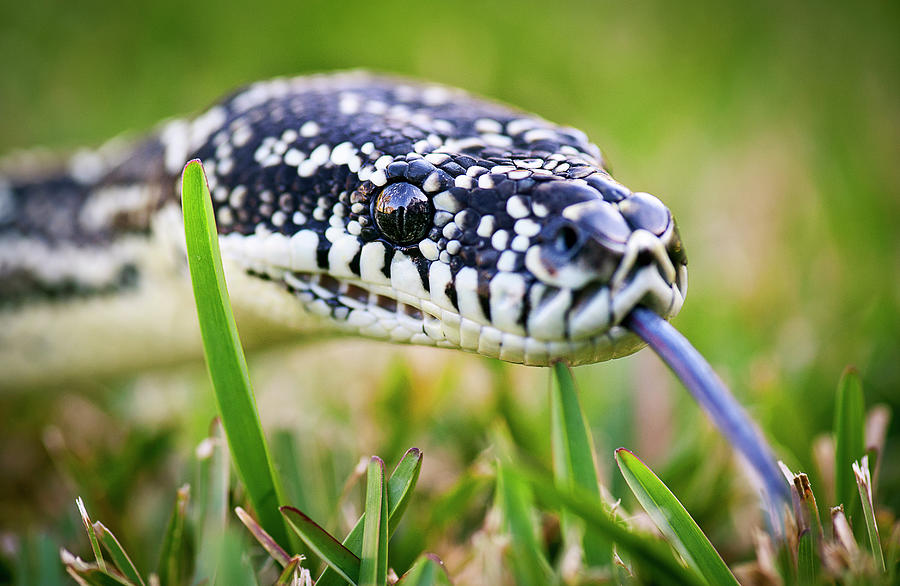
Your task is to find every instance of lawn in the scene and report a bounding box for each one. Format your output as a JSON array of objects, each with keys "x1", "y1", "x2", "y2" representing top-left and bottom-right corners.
[{"x1": 0, "y1": 1, "x2": 898, "y2": 583}]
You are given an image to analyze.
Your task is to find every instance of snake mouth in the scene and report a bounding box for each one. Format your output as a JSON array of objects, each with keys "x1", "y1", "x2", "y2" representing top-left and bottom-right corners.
[
  {"x1": 528, "y1": 224, "x2": 687, "y2": 338},
  {"x1": 263, "y1": 262, "x2": 684, "y2": 367},
  {"x1": 606, "y1": 228, "x2": 687, "y2": 327},
  {"x1": 220, "y1": 222, "x2": 687, "y2": 366},
  {"x1": 518, "y1": 237, "x2": 686, "y2": 364}
]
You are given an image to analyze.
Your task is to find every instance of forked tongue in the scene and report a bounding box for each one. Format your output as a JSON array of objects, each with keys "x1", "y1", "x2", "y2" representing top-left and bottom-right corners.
[{"x1": 624, "y1": 306, "x2": 790, "y2": 515}]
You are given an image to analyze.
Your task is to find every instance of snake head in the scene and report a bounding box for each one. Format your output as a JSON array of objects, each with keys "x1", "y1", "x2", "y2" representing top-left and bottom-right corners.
[
  {"x1": 370, "y1": 160, "x2": 689, "y2": 365},
  {"x1": 198, "y1": 74, "x2": 687, "y2": 365},
  {"x1": 215, "y1": 151, "x2": 686, "y2": 366},
  {"x1": 522, "y1": 176, "x2": 688, "y2": 340},
  {"x1": 374, "y1": 157, "x2": 688, "y2": 365}
]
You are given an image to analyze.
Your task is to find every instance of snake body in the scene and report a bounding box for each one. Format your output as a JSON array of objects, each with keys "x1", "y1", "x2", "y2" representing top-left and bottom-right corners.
[{"x1": 0, "y1": 72, "x2": 687, "y2": 388}]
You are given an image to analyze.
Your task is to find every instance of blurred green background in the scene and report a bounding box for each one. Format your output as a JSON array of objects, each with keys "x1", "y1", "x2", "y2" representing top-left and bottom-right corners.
[{"x1": 1, "y1": 0, "x2": 898, "y2": 578}]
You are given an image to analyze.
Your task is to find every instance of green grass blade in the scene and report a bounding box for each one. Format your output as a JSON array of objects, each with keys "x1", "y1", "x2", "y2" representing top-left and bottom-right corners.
[
  {"x1": 616, "y1": 448, "x2": 738, "y2": 585},
  {"x1": 797, "y1": 530, "x2": 816, "y2": 584},
  {"x1": 281, "y1": 506, "x2": 361, "y2": 584},
  {"x1": 395, "y1": 554, "x2": 452, "y2": 585},
  {"x1": 75, "y1": 498, "x2": 106, "y2": 572},
  {"x1": 359, "y1": 457, "x2": 388, "y2": 586},
  {"x1": 490, "y1": 424, "x2": 554, "y2": 585},
  {"x1": 92, "y1": 522, "x2": 145, "y2": 586},
  {"x1": 181, "y1": 160, "x2": 290, "y2": 547},
  {"x1": 550, "y1": 362, "x2": 609, "y2": 567},
  {"x1": 385, "y1": 448, "x2": 422, "y2": 535},
  {"x1": 513, "y1": 465, "x2": 706, "y2": 586},
  {"x1": 275, "y1": 556, "x2": 301, "y2": 585},
  {"x1": 19, "y1": 533, "x2": 66, "y2": 586},
  {"x1": 886, "y1": 524, "x2": 900, "y2": 583},
  {"x1": 834, "y1": 367, "x2": 865, "y2": 518},
  {"x1": 275, "y1": 556, "x2": 310, "y2": 585},
  {"x1": 215, "y1": 528, "x2": 260, "y2": 586},
  {"x1": 551, "y1": 364, "x2": 600, "y2": 494},
  {"x1": 853, "y1": 457, "x2": 886, "y2": 571},
  {"x1": 271, "y1": 430, "x2": 317, "y2": 520},
  {"x1": 317, "y1": 448, "x2": 423, "y2": 586},
  {"x1": 495, "y1": 460, "x2": 554, "y2": 586},
  {"x1": 194, "y1": 419, "x2": 229, "y2": 582},
  {"x1": 156, "y1": 484, "x2": 192, "y2": 586}
]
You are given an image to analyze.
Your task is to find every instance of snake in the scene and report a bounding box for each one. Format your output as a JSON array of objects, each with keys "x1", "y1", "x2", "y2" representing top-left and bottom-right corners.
[
  {"x1": 1, "y1": 71, "x2": 791, "y2": 507},
  {"x1": 0, "y1": 71, "x2": 688, "y2": 390}
]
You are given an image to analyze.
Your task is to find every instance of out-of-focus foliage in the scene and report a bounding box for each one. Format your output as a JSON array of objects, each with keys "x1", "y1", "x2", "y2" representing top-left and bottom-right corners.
[{"x1": 0, "y1": 0, "x2": 897, "y2": 581}]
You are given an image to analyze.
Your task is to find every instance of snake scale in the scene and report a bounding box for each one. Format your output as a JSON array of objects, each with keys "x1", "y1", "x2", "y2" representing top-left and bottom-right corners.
[{"x1": 0, "y1": 71, "x2": 687, "y2": 389}]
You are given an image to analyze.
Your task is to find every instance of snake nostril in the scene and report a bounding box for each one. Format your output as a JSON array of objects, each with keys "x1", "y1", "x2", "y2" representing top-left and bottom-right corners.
[
  {"x1": 635, "y1": 249, "x2": 656, "y2": 270},
  {"x1": 553, "y1": 224, "x2": 580, "y2": 255}
]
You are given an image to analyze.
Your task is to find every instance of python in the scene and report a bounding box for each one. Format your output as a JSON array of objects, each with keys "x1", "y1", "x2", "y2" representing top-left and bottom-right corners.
[{"x1": 0, "y1": 71, "x2": 686, "y2": 389}]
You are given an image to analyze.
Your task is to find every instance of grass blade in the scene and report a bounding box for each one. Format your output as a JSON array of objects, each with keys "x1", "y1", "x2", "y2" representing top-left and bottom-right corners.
[
  {"x1": 831, "y1": 506, "x2": 861, "y2": 560},
  {"x1": 395, "y1": 554, "x2": 452, "y2": 585},
  {"x1": 834, "y1": 367, "x2": 865, "y2": 520},
  {"x1": 75, "y1": 498, "x2": 106, "y2": 572},
  {"x1": 271, "y1": 430, "x2": 320, "y2": 522},
  {"x1": 513, "y1": 465, "x2": 705, "y2": 586},
  {"x1": 616, "y1": 448, "x2": 739, "y2": 585},
  {"x1": 385, "y1": 448, "x2": 422, "y2": 535},
  {"x1": 275, "y1": 556, "x2": 311, "y2": 586},
  {"x1": 275, "y1": 556, "x2": 301, "y2": 585},
  {"x1": 495, "y1": 460, "x2": 554, "y2": 586},
  {"x1": 181, "y1": 159, "x2": 290, "y2": 547},
  {"x1": 235, "y1": 506, "x2": 292, "y2": 567},
  {"x1": 63, "y1": 565, "x2": 133, "y2": 586},
  {"x1": 18, "y1": 533, "x2": 66, "y2": 586},
  {"x1": 61, "y1": 549, "x2": 132, "y2": 586},
  {"x1": 194, "y1": 419, "x2": 229, "y2": 582},
  {"x1": 491, "y1": 425, "x2": 553, "y2": 586},
  {"x1": 792, "y1": 473, "x2": 824, "y2": 541},
  {"x1": 359, "y1": 457, "x2": 388, "y2": 586},
  {"x1": 317, "y1": 448, "x2": 423, "y2": 586},
  {"x1": 92, "y1": 522, "x2": 145, "y2": 586},
  {"x1": 550, "y1": 362, "x2": 609, "y2": 567},
  {"x1": 156, "y1": 484, "x2": 192, "y2": 585},
  {"x1": 281, "y1": 506, "x2": 361, "y2": 584},
  {"x1": 797, "y1": 530, "x2": 816, "y2": 584},
  {"x1": 215, "y1": 528, "x2": 260, "y2": 585},
  {"x1": 551, "y1": 363, "x2": 600, "y2": 494},
  {"x1": 853, "y1": 456, "x2": 885, "y2": 571}
]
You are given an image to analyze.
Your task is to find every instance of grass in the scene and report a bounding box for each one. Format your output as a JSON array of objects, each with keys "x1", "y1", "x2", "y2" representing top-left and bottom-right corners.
[
  {"x1": 0, "y1": 2, "x2": 897, "y2": 583},
  {"x1": 49, "y1": 163, "x2": 898, "y2": 582},
  {"x1": 615, "y1": 448, "x2": 738, "y2": 585},
  {"x1": 58, "y1": 374, "x2": 897, "y2": 583},
  {"x1": 834, "y1": 367, "x2": 866, "y2": 530}
]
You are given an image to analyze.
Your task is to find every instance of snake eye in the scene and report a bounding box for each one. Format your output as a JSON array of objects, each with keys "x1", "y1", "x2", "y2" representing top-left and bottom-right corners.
[{"x1": 373, "y1": 182, "x2": 432, "y2": 245}]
